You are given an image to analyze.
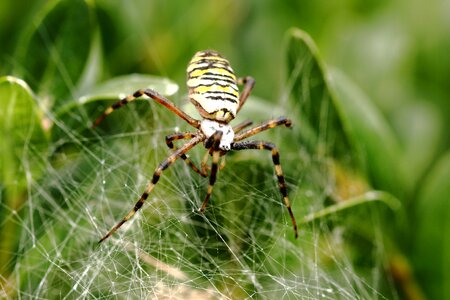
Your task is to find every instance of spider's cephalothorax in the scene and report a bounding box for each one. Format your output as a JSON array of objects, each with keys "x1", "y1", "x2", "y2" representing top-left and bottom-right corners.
[{"x1": 93, "y1": 50, "x2": 298, "y2": 243}]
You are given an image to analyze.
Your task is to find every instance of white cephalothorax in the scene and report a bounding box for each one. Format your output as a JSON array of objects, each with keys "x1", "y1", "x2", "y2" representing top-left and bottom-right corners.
[{"x1": 200, "y1": 119, "x2": 234, "y2": 151}]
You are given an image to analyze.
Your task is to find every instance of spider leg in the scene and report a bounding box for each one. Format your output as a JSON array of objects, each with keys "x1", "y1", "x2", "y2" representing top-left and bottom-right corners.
[
  {"x1": 236, "y1": 76, "x2": 255, "y2": 113},
  {"x1": 98, "y1": 134, "x2": 205, "y2": 243},
  {"x1": 231, "y1": 140, "x2": 298, "y2": 239},
  {"x1": 233, "y1": 120, "x2": 253, "y2": 134},
  {"x1": 165, "y1": 132, "x2": 207, "y2": 177},
  {"x1": 92, "y1": 89, "x2": 201, "y2": 129},
  {"x1": 201, "y1": 151, "x2": 210, "y2": 175},
  {"x1": 234, "y1": 117, "x2": 292, "y2": 142},
  {"x1": 199, "y1": 147, "x2": 226, "y2": 174},
  {"x1": 219, "y1": 156, "x2": 226, "y2": 171},
  {"x1": 199, "y1": 131, "x2": 223, "y2": 212}
]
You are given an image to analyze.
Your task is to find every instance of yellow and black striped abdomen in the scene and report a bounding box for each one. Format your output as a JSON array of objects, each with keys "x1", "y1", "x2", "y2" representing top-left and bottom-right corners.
[{"x1": 187, "y1": 50, "x2": 239, "y2": 123}]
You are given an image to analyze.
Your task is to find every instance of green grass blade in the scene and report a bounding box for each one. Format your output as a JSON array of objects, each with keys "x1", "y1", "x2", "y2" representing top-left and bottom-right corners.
[{"x1": 0, "y1": 76, "x2": 48, "y2": 278}]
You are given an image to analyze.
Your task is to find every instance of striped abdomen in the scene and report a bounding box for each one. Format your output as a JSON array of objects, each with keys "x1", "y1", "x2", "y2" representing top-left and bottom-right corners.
[{"x1": 187, "y1": 50, "x2": 239, "y2": 123}]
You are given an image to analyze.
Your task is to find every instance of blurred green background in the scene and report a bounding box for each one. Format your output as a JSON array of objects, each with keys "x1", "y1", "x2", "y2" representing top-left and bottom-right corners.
[{"x1": 0, "y1": 0, "x2": 449, "y2": 299}]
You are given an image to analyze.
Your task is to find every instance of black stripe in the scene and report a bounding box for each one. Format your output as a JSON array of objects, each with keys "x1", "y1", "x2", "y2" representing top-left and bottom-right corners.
[
  {"x1": 192, "y1": 56, "x2": 227, "y2": 63},
  {"x1": 189, "y1": 71, "x2": 235, "y2": 81},
  {"x1": 134, "y1": 197, "x2": 146, "y2": 210},
  {"x1": 204, "y1": 95, "x2": 239, "y2": 103},
  {"x1": 272, "y1": 154, "x2": 280, "y2": 165},
  {"x1": 189, "y1": 81, "x2": 238, "y2": 91},
  {"x1": 189, "y1": 76, "x2": 236, "y2": 85},
  {"x1": 134, "y1": 201, "x2": 143, "y2": 210},
  {"x1": 279, "y1": 185, "x2": 287, "y2": 196},
  {"x1": 196, "y1": 51, "x2": 222, "y2": 58},
  {"x1": 203, "y1": 90, "x2": 239, "y2": 98},
  {"x1": 209, "y1": 167, "x2": 217, "y2": 184},
  {"x1": 112, "y1": 98, "x2": 128, "y2": 109},
  {"x1": 276, "y1": 174, "x2": 287, "y2": 195},
  {"x1": 133, "y1": 90, "x2": 145, "y2": 97},
  {"x1": 151, "y1": 174, "x2": 160, "y2": 184},
  {"x1": 188, "y1": 62, "x2": 232, "y2": 74},
  {"x1": 263, "y1": 143, "x2": 275, "y2": 151}
]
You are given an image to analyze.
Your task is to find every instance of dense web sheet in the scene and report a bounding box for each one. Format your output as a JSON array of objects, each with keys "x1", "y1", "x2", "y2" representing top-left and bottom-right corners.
[{"x1": 0, "y1": 88, "x2": 394, "y2": 299}]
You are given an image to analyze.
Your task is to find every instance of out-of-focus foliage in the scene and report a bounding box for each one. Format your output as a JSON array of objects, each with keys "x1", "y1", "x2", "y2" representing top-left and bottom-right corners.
[{"x1": 0, "y1": 0, "x2": 448, "y2": 299}]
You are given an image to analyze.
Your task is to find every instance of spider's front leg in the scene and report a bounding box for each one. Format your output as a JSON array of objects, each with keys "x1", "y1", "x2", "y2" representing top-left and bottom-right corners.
[
  {"x1": 92, "y1": 89, "x2": 201, "y2": 129},
  {"x1": 231, "y1": 140, "x2": 298, "y2": 239},
  {"x1": 98, "y1": 134, "x2": 204, "y2": 243}
]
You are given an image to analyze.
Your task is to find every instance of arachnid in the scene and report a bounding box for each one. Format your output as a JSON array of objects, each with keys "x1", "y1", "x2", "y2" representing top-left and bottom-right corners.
[{"x1": 94, "y1": 50, "x2": 298, "y2": 243}]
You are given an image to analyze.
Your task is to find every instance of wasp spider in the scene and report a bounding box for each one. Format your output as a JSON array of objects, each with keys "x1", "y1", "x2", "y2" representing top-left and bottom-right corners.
[{"x1": 94, "y1": 50, "x2": 298, "y2": 243}]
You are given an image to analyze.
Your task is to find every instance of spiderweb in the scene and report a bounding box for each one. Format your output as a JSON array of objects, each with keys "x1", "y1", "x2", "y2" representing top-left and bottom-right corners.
[
  {"x1": 0, "y1": 87, "x2": 396, "y2": 300},
  {"x1": 0, "y1": 54, "x2": 398, "y2": 299}
]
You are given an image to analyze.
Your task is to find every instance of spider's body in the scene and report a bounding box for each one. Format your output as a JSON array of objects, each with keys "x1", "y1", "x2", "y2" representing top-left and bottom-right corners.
[
  {"x1": 187, "y1": 50, "x2": 239, "y2": 150},
  {"x1": 94, "y1": 50, "x2": 298, "y2": 243}
]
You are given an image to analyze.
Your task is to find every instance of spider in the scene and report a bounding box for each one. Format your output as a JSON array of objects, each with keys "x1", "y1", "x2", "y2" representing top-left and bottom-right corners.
[{"x1": 94, "y1": 50, "x2": 298, "y2": 243}]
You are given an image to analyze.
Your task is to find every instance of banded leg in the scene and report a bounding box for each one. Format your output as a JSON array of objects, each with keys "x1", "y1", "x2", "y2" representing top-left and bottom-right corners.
[
  {"x1": 199, "y1": 131, "x2": 223, "y2": 212},
  {"x1": 199, "y1": 149, "x2": 226, "y2": 175},
  {"x1": 98, "y1": 135, "x2": 204, "y2": 243},
  {"x1": 237, "y1": 76, "x2": 255, "y2": 113},
  {"x1": 165, "y1": 132, "x2": 207, "y2": 177},
  {"x1": 233, "y1": 120, "x2": 253, "y2": 134},
  {"x1": 231, "y1": 140, "x2": 298, "y2": 239},
  {"x1": 234, "y1": 117, "x2": 292, "y2": 142},
  {"x1": 201, "y1": 151, "x2": 210, "y2": 175},
  {"x1": 92, "y1": 89, "x2": 201, "y2": 129}
]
